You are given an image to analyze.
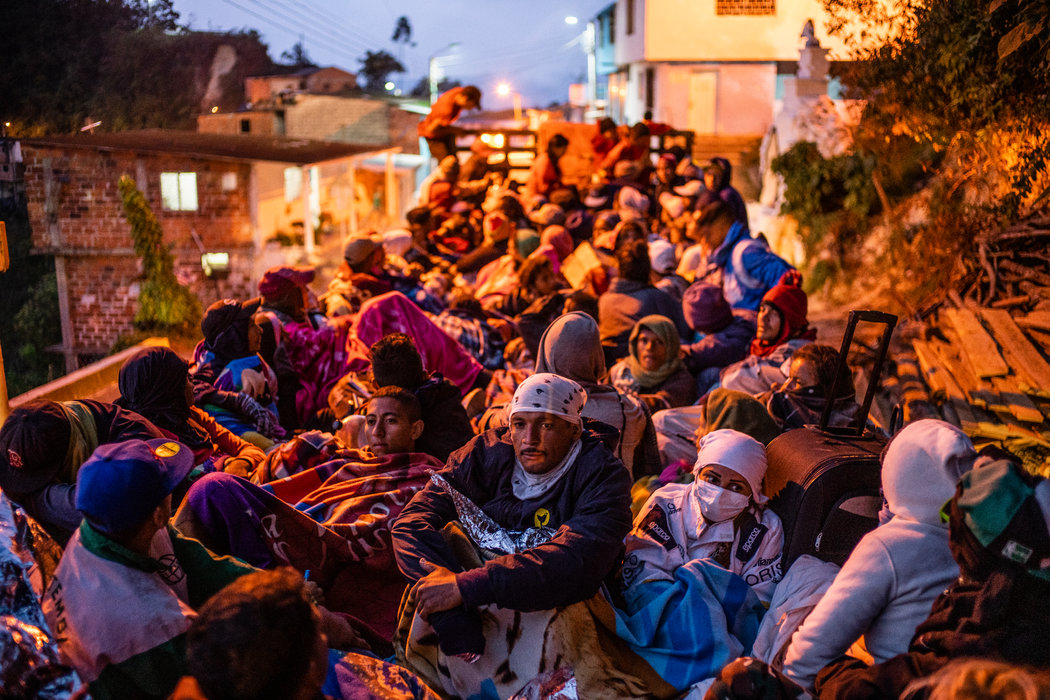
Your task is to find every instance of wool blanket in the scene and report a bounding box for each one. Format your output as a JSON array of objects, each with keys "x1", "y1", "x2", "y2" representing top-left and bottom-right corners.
[
  {"x1": 277, "y1": 313, "x2": 356, "y2": 426},
  {"x1": 615, "y1": 558, "x2": 767, "y2": 692},
  {"x1": 176, "y1": 449, "x2": 440, "y2": 640},
  {"x1": 346, "y1": 291, "x2": 485, "y2": 395}
]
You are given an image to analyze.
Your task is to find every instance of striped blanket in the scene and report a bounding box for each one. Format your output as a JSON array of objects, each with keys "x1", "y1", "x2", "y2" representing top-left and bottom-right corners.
[{"x1": 615, "y1": 558, "x2": 767, "y2": 692}]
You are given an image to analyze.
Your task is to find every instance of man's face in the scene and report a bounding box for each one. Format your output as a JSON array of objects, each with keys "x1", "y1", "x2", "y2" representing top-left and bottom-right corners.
[
  {"x1": 510, "y1": 412, "x2": 581, "y2": 475},
  {"x1": 365, "y1": 397, "x2": 422, "y2": 456},
  {"x1": 756, "y1": 302, "x2": 783, "y2": 342},
  {"x1": 531, "y1": 268, "x2": 558, "y2": 297},
  {"x1": 454, "y1": 93, "x2": 478, "y2": 109}
]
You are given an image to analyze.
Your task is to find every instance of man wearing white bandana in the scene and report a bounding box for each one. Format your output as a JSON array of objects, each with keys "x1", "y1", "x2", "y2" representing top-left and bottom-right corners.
[
  {"x1": 622, "y1": 428, "x2": 784, "y2": 603},
  {"x1": 391, "y1": 372, "x2": 633, "y2": 658}
]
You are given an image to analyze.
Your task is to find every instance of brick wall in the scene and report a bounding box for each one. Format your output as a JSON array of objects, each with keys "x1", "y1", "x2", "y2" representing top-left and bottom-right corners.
[{"x1": 22, "y1": 144, "x2": 258, "y2": 355}]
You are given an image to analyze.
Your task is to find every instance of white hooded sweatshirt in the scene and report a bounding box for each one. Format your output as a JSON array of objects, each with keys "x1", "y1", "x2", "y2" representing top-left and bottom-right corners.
[{"x1": 782, "y1": 419, "x2": 976, "y2": 688}]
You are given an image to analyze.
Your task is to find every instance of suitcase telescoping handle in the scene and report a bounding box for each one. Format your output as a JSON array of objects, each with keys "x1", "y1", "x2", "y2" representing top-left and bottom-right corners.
[{"x1": 820, "y1": 309, "x2": 898, "y2": 436}]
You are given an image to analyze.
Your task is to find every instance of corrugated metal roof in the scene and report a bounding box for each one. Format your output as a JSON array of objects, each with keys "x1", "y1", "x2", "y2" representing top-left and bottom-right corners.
[{"x1": 20, "y1": 129, "x2": 381, "y2": 166}]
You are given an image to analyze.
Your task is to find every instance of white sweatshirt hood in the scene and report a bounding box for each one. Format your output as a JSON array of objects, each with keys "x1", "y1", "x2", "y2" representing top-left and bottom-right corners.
[{"x1": 882, "y1": 419, "x2": 976, "y2": 526}]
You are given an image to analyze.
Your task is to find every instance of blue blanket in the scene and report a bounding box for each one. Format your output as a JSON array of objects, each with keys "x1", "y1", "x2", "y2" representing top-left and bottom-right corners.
[{"x1": 615, "y1": 558, "x2": 766, "y2": 691}]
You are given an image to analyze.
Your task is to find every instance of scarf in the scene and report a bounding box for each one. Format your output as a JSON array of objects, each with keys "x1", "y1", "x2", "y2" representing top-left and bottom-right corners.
[
  {"x1": 625, "y1": 315, "x2": 685, "y2": 389},
  {"x1": 511, "y1": 439, "x2": 582, "y2": 501},
  {"x1": 57, "y1": 401, "x2": 100, "y2": 485}
]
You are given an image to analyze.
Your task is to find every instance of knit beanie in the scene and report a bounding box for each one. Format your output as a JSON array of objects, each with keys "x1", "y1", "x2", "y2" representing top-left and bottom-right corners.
[
  {"x1": 762, "y1": 270, "x2": 808, "y2": 337},
  {"x1": 682, "y1": 281, "x2": 733, "y2": 333}
]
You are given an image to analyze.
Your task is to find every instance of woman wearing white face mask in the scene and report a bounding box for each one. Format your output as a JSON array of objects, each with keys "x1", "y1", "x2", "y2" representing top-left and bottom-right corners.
[{"x1": 621, "y1": 429, "x2": 784, "y2": 604}]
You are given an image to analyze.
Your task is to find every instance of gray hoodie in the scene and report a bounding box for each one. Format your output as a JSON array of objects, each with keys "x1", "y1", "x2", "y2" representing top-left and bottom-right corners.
[{"x1": 782, "y1": 419, "x2": 976, "y2": 688}]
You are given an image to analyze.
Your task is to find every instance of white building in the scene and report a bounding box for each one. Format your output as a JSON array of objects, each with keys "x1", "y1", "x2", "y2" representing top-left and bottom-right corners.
[{"x1": 593, "y1": 0, "x2": 850, "y2": 137}]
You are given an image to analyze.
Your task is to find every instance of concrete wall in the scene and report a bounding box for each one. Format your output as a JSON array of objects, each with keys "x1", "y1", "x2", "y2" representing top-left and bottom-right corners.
[
  {"x1": 284, "y1": 95, "x2": 390, "y2": 145},
  {"x1": 653, "y1": 62, "x2": 776, "y2": 135},
  {"x1": 196, "y1": 111, "x2": 277, "y2": 136},
  {"x1": 640, "y1": 0, "x2": 850, "y2": 62},
  {"x1": 197, "y1": 97, "x2": 422, "y2": 153}
]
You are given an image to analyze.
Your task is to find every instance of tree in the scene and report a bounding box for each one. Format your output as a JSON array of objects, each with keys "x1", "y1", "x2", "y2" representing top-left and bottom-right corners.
[
  {"x1": 358, "y1": 49, "x2": 406, "y2": 90},
  {"x1": 409, "y1": 75, "x2": 460, "y2": 99},
  {"x1": 280, "y1": 40, "x2": 316, "y2": 68},
  {"x1": 391, "y1": 16, "x2": 415, "y2": 46},
  {"x1": 0, "y1": 0, "x2": 274, "y2": 134},
  {"x1": 130, "y1": 0, "x2": 181, "y2": 31},
  {"x1": 823, "y1": 0, "x2": 1050, "y2": 217}
]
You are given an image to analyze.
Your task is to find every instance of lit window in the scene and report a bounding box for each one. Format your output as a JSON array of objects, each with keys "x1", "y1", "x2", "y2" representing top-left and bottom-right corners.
[
  {"x1": 160, "y1": 172, "x2": 198, "y2": 211},
  {"x1": 222, "y1": 172, "x2": 238, "y2": 191},
  {"x1": 284, "y1": 167, "x2": 302, "y2": 202}
]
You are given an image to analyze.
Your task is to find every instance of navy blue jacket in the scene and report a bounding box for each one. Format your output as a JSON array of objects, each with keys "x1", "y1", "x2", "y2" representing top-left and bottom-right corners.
[
  {"x1": 682, "y1": 311, "x2": 757, "y2": 374},
  {"x1": 391, "y1": 427, "x2": 632, "y2": 612}
]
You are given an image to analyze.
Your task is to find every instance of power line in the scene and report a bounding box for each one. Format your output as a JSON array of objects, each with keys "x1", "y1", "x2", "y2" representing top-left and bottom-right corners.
[
  {"x1": 277, "y1": 0, "x2": 387, "y2": 50},
  {"x1": 218, "y1": 0, "x2": 362, "y2": 64},
  {"x1": 241, "y1": 0, "x2": 371, "y2": 58}
]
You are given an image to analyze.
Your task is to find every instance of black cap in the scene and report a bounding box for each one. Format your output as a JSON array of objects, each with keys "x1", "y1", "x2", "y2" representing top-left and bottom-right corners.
[{"x1": 0, "y1": 400, "x2": 73, "y2": 494}]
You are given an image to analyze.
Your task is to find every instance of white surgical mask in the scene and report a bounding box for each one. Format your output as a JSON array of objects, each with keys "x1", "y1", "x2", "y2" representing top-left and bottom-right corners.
[{"x1": 693, "y1": 479, "x2": 750, "y2": 523}]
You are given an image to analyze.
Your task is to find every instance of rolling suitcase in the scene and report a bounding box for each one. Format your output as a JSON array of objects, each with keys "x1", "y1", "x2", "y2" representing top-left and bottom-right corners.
[{"x1": 764, "y1": 309, "x2": 898, "y2": 570}]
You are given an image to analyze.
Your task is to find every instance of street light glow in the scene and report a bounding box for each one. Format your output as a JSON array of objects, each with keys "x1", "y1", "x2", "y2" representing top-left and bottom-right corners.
[
  {"x1": 384, "y1": 81, "x2": 395, "y2": 91},
  {"x1": 496, "y1": 83, "x2": 511, "y2": 97},
  {"x1": 565, "y1": 16, "x2": 579, "y2": 24}
]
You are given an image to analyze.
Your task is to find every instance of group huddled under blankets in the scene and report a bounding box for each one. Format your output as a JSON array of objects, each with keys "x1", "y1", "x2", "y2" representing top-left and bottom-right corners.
[{"x1": 174, "y1": 431, "x2": 441, "y2": 641}]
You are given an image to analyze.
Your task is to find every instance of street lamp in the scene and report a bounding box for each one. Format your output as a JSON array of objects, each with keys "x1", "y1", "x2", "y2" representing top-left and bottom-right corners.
[
  {"x1": 496, "y1": 82, "x2": 522, "y2": 123},
  {"x1": 428, "y1": 41, "x2": 460, "y2": 105}
]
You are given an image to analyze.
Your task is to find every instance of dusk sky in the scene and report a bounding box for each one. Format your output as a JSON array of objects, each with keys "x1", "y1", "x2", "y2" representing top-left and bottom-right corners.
[{"x1": 172, "y1": 0, "x2": 614, "y2": 107}]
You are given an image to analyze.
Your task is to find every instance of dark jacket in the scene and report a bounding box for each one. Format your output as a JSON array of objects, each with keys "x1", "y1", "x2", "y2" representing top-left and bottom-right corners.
[
  {"x1": 682, "y1": 312, "x2": 757, "y2": 375},
  {"x1": 412, "y1": 375, "x2": 475, "y2": 462},
  {"x1": 391, "y1": 428, "x2": 632, "y2": 612},
  {"x1": 599, "y1": 279, "x2": 690, "y2": 364}
]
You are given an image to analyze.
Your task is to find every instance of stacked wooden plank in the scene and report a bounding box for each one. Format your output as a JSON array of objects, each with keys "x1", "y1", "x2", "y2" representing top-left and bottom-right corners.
[{"x1": 910, "y1": 305, "x2": 1050, "y2": 476}]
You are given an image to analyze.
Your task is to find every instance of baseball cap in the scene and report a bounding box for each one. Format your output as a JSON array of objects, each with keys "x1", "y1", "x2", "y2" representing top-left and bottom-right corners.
[
  {"x1": 0, "y1": 400, "x2": 72, "y2": 494},
  {"x1": 76, "y1": 438, "x2": 194, "y2": 536},
  {"x1": 258, "y1": 265, "x2": 315, "y2": 298},
  {"x1": 343, "y1": 234, "x2": 382, "y2": 267}
]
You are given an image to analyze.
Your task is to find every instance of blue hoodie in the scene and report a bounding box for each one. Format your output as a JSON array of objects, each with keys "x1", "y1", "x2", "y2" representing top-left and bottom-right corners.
[{"x1": 702, "y1": 222, "x2": 794, "y2": 311}]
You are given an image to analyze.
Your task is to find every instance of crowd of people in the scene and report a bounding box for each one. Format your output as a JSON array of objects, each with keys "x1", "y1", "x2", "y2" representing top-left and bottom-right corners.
[{"x1": 2, "y1": 101, "x2": 1050, "y2": 699}]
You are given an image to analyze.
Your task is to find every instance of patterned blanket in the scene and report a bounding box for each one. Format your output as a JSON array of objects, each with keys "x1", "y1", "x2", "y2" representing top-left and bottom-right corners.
[
  {"x1": 176, "y1": 449, "x2": 440, "y2": 640},
  {"x1": 615, "y1": 559, "x2": 767, "y2": 692},
  {"x1": 394, "y1": 523, "x2": 677, "y2": 700}
]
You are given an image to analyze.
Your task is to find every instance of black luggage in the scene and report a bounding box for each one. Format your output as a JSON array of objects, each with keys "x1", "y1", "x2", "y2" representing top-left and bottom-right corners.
[{"x1": 764, "y1": 309, "x2": 898, "y2": 569}]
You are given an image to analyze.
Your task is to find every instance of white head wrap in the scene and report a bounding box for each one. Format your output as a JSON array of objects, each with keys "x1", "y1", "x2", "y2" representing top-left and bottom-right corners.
[
  {"x1": 509, "y1": 373, "x2": 587, "y2": 426},
  {"x1": 617, "y1": 187, "x2": 650, "y2": 218},
  {"x1": 694, "y1": 429, "x2": 769, "y2": 504}
]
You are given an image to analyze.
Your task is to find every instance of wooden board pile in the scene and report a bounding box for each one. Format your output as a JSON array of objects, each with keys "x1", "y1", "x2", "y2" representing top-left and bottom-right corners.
[{"x1": 908, "y1": 305, "x2": 1050, "y2": 476}]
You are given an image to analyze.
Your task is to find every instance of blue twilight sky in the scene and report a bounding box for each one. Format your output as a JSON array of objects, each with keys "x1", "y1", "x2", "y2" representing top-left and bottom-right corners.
[{"x1": 172, "y1": 0, "x2": 613, "y2": 107}]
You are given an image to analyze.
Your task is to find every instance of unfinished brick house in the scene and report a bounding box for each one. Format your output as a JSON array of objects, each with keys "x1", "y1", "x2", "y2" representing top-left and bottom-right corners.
[{"x1": 19, "y1": 130, "x2": 409, "y2": 369}]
